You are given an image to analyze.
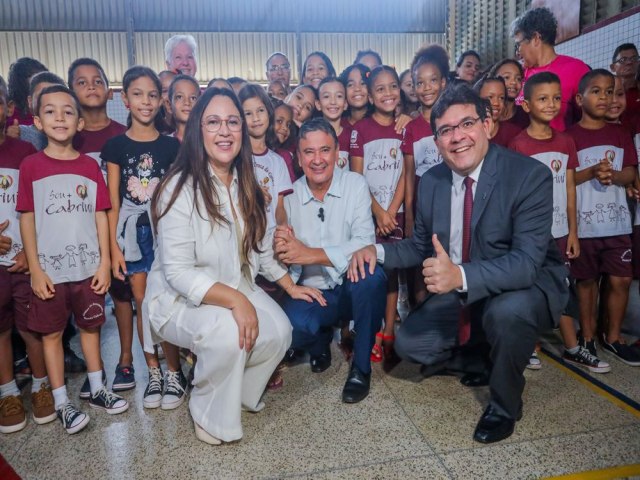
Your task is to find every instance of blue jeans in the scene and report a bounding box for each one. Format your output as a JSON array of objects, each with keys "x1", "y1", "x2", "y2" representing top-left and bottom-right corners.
[{"x1": 125, "y1": 225, "x2": 154, "y2": 274}]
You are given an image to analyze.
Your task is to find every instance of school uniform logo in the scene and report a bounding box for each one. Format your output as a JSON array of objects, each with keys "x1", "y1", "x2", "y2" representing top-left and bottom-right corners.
[
  {"x1": 551, "y1": 159, "x2": 562, "y2": 173},
  {"x1": 0, "y1": 174, "x2": 12, "y2": 190},
  {"x1": 76, "y1": 184, "x2": 88, "y2": 200},
  {"x1": 390, "y1": 147, "x2": 397, "y2": 160}
]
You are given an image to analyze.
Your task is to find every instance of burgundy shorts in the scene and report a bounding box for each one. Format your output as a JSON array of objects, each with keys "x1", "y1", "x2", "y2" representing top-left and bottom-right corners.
[
  {"x1": 0, "y1": 266, "x2": 31, "y2": 333},
  {"x1": 109, "y1": 274, "x2": 133, "y2": 303},
  {"x1": 632, "y1": 226, "x2": 640, "y2": 279},
  {"x1": 376, "y1": 213, "x2": 405, "y2": 244},
  {"x1": 554, "y1": 235, "x2": 569, "y2": 266},
  {"x1": 27, "y1": 277, "x2": 106, "y2": 334},
  {"x1": 570, "y1": 234, "x2": 632, "y2": 280}
]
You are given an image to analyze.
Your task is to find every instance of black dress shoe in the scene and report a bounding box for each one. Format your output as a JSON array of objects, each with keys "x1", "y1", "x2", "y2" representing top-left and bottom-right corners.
[
  {"x1": 473, "y1": 405, "x2": 516, "y2": 444},
  {"x1": 283, "y1": 348, "x2": 305, "y2": 365},
  {"x1": 460, "y1": 371, "x2": 489, "y2": 387},
  {"x1": 342, "y1": 366, "x2": 371, "y2": 403},
  {"x1": 309, "y1": 352, "x2": 331, "y2": 373}
]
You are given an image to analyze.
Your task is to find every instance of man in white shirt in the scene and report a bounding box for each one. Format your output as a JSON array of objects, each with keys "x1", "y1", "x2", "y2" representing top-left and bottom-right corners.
[
  {"x1": 349, "y1": 85, "x2": 568, "y2": 443},
  {"x1": 274, "y1": 118, "x2": 386, "y2": 404}
]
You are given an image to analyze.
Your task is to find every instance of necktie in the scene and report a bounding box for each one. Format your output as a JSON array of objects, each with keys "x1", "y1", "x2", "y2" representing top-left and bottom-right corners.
[{"x1": 459, "y1": 176, "x2": 474, "y2": 344}]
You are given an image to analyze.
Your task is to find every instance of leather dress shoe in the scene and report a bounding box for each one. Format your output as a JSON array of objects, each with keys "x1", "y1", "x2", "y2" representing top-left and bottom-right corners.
[
  {"x1": 460, "y1": 371, "x2": 489, "y2": 387},
  {"x1": 342, "y1": 366, "x2": 371, "y2": 403},
  {"x1": 473, "y1": 405, "x2": 520, "y2": 444},
  {"x1": 310, "y1": 352, "x2": 331, "y2": 373},
  {"x1": 283, "y1": 348, "x2": 305, "y2": 365}
]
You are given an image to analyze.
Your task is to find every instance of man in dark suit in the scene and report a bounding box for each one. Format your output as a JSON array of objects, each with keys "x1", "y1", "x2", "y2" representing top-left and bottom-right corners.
[{"x1": 349, "y1": 84, "x2": 568, "y2": 443}]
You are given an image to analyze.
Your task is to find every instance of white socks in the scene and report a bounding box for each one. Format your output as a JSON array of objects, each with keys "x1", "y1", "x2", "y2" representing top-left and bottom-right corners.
[
  {"x1": 31, "y1": 375, "x2": 49, "y2": 393},
  {"x1": 88, "y1": 370, "x2": 103, "y2": 396},
  {"x1": 0, "y1": 380, "x2": 20, "y2": 398},
  {"x1": 52, "y1": 386, "x2": 69, "y2": 410}
]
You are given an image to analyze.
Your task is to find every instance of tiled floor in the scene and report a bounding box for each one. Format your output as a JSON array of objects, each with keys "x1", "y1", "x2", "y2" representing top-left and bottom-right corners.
[{"x1": 2, "y1": 310, "x2": 639, "y2": 479}]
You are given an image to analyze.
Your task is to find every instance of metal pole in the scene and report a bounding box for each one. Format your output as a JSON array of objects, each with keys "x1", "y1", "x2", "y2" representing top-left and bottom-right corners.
[{"x1": 126, "y1": 0, "x2": 136, "y2": 67}]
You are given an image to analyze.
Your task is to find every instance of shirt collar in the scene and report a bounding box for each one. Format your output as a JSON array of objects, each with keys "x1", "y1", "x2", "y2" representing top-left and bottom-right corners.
[
  {"x1": 451, "y1": 158, "x2": 484, "y2": 194},
  {"x1": 301, "y1": 167, "x2": 344, "y2": 205},
  {"x1": 208, "y1": 163, "x2": 239, "y2": 188}
]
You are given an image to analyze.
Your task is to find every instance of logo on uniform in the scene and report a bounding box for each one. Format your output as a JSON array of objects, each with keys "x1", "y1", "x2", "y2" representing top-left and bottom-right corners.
[
  {"x1": 0, "y1": 174, "x2": 13, "y2": 190},
  {"x1": 604, "y1": 150, "x2": 615, "y2": 165},
  {"x1": 76, "y1": 184, "x2": 88, "y2": 200},
  {"x1": 350, "y1": 130, "x2": 358, "y2": 144},
  {"x1": 390, "y1": 147, "x2": 397, "y2": 160},
  {"x1": 551, "y1": 159, "x2": 562, "y2": 173}
]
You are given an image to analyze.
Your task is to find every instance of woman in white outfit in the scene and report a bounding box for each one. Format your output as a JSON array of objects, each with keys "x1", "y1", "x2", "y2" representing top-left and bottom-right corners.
[{"x1": 144, "y1": 87, "x2": 326, "y2": 445}]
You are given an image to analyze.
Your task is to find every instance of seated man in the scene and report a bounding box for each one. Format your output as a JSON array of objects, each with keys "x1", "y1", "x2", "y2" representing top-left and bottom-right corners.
[
  {"x1": 350, "y1": 84, "x2": 568, "y2": 442},
  {"x1": 275, "y1": 118, "x2": 386, "y2": 404}
]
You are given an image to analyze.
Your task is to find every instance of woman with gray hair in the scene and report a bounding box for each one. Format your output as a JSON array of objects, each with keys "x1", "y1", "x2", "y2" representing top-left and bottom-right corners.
[{"x1": 165, "y1": 35, "x2": 198, "y2": 77}]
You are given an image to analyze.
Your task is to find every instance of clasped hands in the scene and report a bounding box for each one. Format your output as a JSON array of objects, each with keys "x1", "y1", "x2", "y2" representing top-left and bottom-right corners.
[{"x1": 347, "y1": 234, "x2": 462, "y2": 294}]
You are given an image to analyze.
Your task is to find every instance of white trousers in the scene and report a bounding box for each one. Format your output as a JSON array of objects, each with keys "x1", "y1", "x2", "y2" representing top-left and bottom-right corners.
[{"x1": 159, "y1": 288, "x2": 292, "y2": 442}]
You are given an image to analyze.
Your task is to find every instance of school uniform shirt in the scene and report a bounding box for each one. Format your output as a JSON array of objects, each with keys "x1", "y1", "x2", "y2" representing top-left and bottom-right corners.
[
  {"x1": 490, "y1": 122, "x2": 522, "y2": 148},
  {"x1": 276, "y1": 148, "x2": 297, "y2": 183},
  {"x1": 504, "y1": 105, "x2": 530, "y2": 130},
  {"x1": 350, "y1": 117, "x2": 405, "y2": 212},
  {"x1": 73, "y1": 120, "x2": 127, "y2": 178},
  {"x1": 630, "y1": 117, "x2": 640, "y2": 228},
  {"x1": 567, "y1": 123, "x2": 638, "y2": 238},
  {"x1": 400, "y1": 114, "x2": 441, "y2": 178},
  {"x1": 337, "y1": 122, "x2": 353, "y2": 170},
  {"x1": 508, "y1": 129, "x2": 579, "y2": 239},
  {"x1": 252, "y1": 149, "x2": 293, "y2": 231},
  {"x1": 101, "y1": 134, "x2": 179, "y2": 223},
  {"x1": 0, "y1": 137, "x2": 37, "y2": 266},
  {"x1": 16, "y1": 152, "x2": 111, "y2": 284}
]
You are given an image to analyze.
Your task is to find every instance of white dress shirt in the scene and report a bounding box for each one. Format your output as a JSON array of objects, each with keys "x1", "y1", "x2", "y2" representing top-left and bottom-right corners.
[{"x1": 285, "y1": 167, "x2": 376, "y2": 290}]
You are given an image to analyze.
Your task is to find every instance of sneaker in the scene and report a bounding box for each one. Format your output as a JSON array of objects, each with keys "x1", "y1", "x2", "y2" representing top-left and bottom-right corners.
[
  {"x1": 525, "y1": 351, "x2": 542, "y2": 370},
  {"x1": 161, "y1": 370, "x2": 188, "y2": 410},
  {"x1": 31, "y1": 384, "x2": 57, "y2": 424},
  {"x1": 143, "y1": 367, "x2": 164, "y2": 409},
  {"x1": 89, "y1": 387, "x2": 129, "y2": 415},
  {"x1": 112, "y1": 364, "x2": 136, "y2": 392},
  {"x1": 577, "y1": 335, "x2": 597, "y2": 357},
  {"x1": 601, "y1": 339, "x2": 640, "y2": 367},
  {"x1": 56, "y1": 402, "x2": 89, "y2": 434},
  {"x1": 79, "y1": 370, "x2": 107, "y2": 400},
  {"x1": 562, "y1": 347, "x2": 611, "y2": 374},
  {"x1": 64, "y1": 345, "x2": 87, "y2": 373},
  {"x1": 0, "y1": 395, "x2": 27, "y2": 434}
]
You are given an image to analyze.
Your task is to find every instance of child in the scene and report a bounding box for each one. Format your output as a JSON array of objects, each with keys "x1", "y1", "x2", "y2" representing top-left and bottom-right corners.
[
  {"x1": 316, "y1": 77, "x2": 352, "y2": 169},
  {"x1": 302, "y1": 51, "x2": 336, "y2": 90},
  {"x1": 207, "y1": 78, "x2": 232, "y2": 90},
  {"x1": 6, "y1": 57, "x2": 47, "y2": 127},
  {"x1": 9, "y1": 72, "x2": 66, "y2": 151},
  {"x1": 490, "y1": 58, "x2": 530, "y2": 129},
  {"x1": 166, "y1": 74, "x2": 201, "y2": 143},
  {"x1": 509, "y1": 72, "x2": 610, "y2": 373},
  {"x1": 339, "y1": 64, "x2": 371, "y2": 126},
  {"x1": 268, "y1": 80, "x2": 288, "y2": 101},
  {"x1": 101, "y1": 67, "x2": 186, "y2": 409},
  {"x1": 0, "y1": 84, "x2": 56, "y2": 433},
  {"x1": 568, "y1": 69, "x2": 640, "y2": 366},
  {"x1": 272, "y1": 101, "x2": 298, "y2": 182},
  {"x1": 17, "y1": 85, "x2": 129, "y2": 434},
  {"x1": 227, "y1": 77, "x2": 248, "y2": 96},
  {"x1": 239, "y1": 84, "x2": 293, "y2": 231},
  {"x1": 399, "y1": 69, "x2": 419, "y2": 116},
  {"x1": 605, "y1": 76, "x2": 627, "y2": 124},
  {"x1": 157, "y1": 70, "x2": 176, "y2": 135},
  {"x1": 350, "y1": 65, "x2": 405, "y2": 367},
  {"x1": 68, "y1": 57, "x2": 137, "y2": 394},
  {"x1": 474, "y1": 76, "x2": 522, "y2": 147},
  {"x1": 285, "y1": 84, "x2": 317, "y2": 128}
]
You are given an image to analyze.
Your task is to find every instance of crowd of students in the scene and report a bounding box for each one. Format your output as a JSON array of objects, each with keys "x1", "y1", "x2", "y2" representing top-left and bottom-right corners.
[{"x1": 0, "y1": 5, "x2": 639, "y2": 440}]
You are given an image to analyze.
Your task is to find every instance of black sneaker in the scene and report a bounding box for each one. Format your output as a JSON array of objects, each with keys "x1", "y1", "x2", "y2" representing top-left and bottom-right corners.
[
  {"x1": 57, "y1": 402, "x2": 90, "y2": 434},
  {"x1": 161, "y1": 370, "x2": 188, "y2": 410},
  {"x1": 562, "y1": 346, "x2": 611, "y2": 373},
  {"x1": 112, "y1": 364, "x2": 136, "y2": 392},
  {"x1": 64, "y1": 346, "x2": 87, "y2": 373},
  {"x1": 89, "y1": 387, "x2": 129, "y2": 414},
  {"x1": 577, "y1": 335, "x2": 597, "y2": 357},
  {"x1": 79, "y1": 370, "x2": 107, "y2": 400},
  {"x1": 601, "y1": 340, "x2": 640, "y2": 367},
  {"x1": 143, "y1": 367, "x2": 163, "y2": 409}
]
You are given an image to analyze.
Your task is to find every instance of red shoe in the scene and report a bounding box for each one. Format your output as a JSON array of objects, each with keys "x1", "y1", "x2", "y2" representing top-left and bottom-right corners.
[{"x1": 371, "y1": 332, "x2": 384, "y2": 362}]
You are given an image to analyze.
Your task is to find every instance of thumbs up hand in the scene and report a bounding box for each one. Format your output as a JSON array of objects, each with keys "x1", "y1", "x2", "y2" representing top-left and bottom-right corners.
[
  {"x1": 0, "y1": 220, "x2": 12, "y2": 255},
  {"x1": 422, "y1": 234, "x2": 463, "y2": 294}
]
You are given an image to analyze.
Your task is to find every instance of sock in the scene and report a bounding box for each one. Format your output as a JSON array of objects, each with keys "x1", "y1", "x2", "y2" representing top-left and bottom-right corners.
[
  {"x1": 88, "y1": 370, "x2": 103, "y2": 396},
  {"x1": 31, "y1": 375, "x2": 49, "y2": 393},
  {"x1": 52, "y1": 385, "x2": 69, "y2": 410},
  {"x1": 0, "y1": 380, "x2": 20, "y2": 398},
  {"x1": 566, "y1": 346, "x2": 580, "y2": 354}
]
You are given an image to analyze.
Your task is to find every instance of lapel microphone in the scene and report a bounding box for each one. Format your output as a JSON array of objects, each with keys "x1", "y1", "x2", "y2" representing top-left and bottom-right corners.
[{"x1": 318, "y1": 207, "x2": 325, "y2": 222}]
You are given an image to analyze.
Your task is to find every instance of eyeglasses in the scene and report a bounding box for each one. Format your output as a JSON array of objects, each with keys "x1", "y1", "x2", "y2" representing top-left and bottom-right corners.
[
  {"x1": 614, "y1": 55, "x2": 639, "y2": 64},
  {"x1": 201, "y1": 115, "x2": 242, "y2": 133},
  {"x1": 514, "y1": 38, "x2": 530, "y2": 52},
  {"x1": 435, "y1": 117, "x2": 482, "y2": 139},
  {"x1": 269, "y1": 64, "x2": 291, "y2": 73}
]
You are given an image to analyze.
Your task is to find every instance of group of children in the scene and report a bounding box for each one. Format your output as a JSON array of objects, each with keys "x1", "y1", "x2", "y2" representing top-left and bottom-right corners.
[{"x1": 1, "y1": 39, "x2": 640, "y2": 437}]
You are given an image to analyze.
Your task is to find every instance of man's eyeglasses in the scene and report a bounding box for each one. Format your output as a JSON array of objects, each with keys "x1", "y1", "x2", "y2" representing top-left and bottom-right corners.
[
  {"x1": 435, "y1": 117, "x2": 482, "y2": 140},
  {"x1": 268, "y1": 64, "x2": 291, "y2": 73},
  {"x1": 614, "y1": 55, "x2": 639, "y2": 65},
  {"x1": 202, "y1": 115, "x2": 243, "y2": 133}
]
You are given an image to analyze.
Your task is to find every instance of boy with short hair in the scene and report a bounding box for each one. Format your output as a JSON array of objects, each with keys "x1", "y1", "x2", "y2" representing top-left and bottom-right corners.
[
  {"x1": 0, "y1": 82, "x2": 58, "y2": 433},
  {"x1": 567, "y1": 69, "x2": 640, "y2": 366},
  {"x1": 17, "y1": 85, "x2": 129, "y2": 434},
  {"x1": 509, "y1": 72, "x2": 610, "y2": 373},
  {"x1": 68, "y1": 58, "x2": 135, "y2": 394}
]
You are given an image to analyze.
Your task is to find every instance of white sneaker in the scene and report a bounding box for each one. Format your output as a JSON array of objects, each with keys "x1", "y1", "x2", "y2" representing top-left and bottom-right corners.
[
  {"x1": 161, "y1": 370, "x2": 187, "y2": 410},
  {"x1": 143, "y1": 367, "x2": 164, "y2": 409},
  {"x1": 526, "y1": 351, "x2": 542, "y2": 370}
]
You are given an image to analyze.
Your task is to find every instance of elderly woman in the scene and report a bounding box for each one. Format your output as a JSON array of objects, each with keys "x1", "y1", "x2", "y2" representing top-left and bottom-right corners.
[
  {"x1": 164, "y1": 34, "x2": 198, "y2": 77},
  {"x1": 145, "y1": 87, "x2": 325, "y2": 445}
]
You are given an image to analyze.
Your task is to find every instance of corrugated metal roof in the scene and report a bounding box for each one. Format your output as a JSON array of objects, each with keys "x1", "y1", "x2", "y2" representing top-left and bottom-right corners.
[{"x1": 0, "y1": 0, "x2": 446, "y2": 33}]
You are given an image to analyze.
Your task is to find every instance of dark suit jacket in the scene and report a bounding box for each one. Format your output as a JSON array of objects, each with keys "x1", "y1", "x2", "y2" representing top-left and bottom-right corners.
[{"x1": 383, "y1": 144, "x2": 568, "y2": 323}]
